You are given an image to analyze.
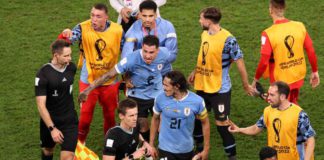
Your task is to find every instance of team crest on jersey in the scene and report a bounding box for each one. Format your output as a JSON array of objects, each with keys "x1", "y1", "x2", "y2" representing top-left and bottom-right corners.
[
  {"x1": 184, "y1": 107, "x2": 191, "y2": 116},
  {"x1": 218, "y1": 104, "x2": 225, "y2": 113},
  {"x1": 157, "y1": 64, "x2": 163, "y2": 70}
]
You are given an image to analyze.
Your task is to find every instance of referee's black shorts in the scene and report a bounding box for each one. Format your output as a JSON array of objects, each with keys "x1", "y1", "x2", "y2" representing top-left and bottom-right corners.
[
  {"x1": 128, "y1": 96, "x2": 154, "y2": 118},
  {"x1": 40, "y1": 113, "x2": 78, "y2": 152},
  {"x1": 197, "y1": 90, "x2": 231, "y2": 121}
]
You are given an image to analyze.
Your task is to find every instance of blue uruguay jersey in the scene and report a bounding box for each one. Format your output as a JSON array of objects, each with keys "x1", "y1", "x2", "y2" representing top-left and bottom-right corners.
[
  {"x1": 122, "y1": 17, "x2": 178, "y2": 75},
  {"x1": 153, "y1": 91, "x2": 207, "y2": 153},
  {"x1": 115, "y1": 48, "x2": 170, "y2": 100}
]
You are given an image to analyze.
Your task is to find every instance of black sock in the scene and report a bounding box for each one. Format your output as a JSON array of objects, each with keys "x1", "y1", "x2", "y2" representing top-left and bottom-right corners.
[
  {"x1": 193, "y1": 119, "x2": 204, "y2": 152},
  {"x1": 41, "y1": 151, "x2": 53, "y2": 160},
  {"x1": 141, "y1": 130, "x2": 150, "y2": 142},
  {"x1": 217, "y1": 126, "x2": 236, "y2": 157}
]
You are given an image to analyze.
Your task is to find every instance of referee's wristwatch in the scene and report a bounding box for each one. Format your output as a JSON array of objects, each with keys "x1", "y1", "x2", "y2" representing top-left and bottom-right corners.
[
  {"x1": 48, "y1": 125, "x2": 56, "y2": 132},
  {"x1": 128, "y1": 154, "x2": 134, "y2": 160}
]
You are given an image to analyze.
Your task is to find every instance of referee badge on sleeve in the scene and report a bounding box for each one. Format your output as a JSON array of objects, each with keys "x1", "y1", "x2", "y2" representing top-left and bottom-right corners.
[
  {"x1": 218, "y1": 104, "x2": 225, "y2": 113},
  {"x1": 35, "y1": 77, "x2": 40, "y2": 86},
  {"x1": 106, "y1": 139, "x2": 114, "y2": 147}
]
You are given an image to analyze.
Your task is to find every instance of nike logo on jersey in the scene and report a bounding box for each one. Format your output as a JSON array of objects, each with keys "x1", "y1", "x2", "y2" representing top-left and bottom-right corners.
[{"x1": 62, "y1": 77, "x2": 67, "y2": 82}]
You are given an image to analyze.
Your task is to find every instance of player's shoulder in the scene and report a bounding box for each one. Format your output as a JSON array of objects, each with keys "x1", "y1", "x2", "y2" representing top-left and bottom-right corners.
[
  {"x1": 290, "y1": 20, "x2": 306, "y2": 30},
  {"x1": 109, "y1": 21, "x2": 123, "y2": 32},
  {"x1": 36, "y1": 63, "x2": 52, "y2": 76},
  {"x1": 158, "y1": 17, "x2": 174, "y2": 27},
  {"x1": 124, "y1": 49, "x2": 141, "y2": 61},
  {"x1": 131, "y1": 49, "x2": 142, "y2": 59},
  {"x1": 201, "y1": 30, "x2": 208, "y2": 37},
  {"x1": 65, "y1": 62, "x2": 77, "y2": 74},
  {"x1": 156, "y1": 47, "x2": 170, "y2": 61},
  {"x1": 289, "y1": 20, "x2": 304, "y2": 25},
  {"x1": 158, "y1": 47, "x2": 170, "y2": 55},
  {"x1": 156, "y1": 92, "x2": 168, "y2": 101},
  {"x1": 79, "y1": 19, "x2": 91, "y2": 26},
  {"x1": 128, "y1": 20, "x2": 142, "y2": 32},
  {"x1": 187, "y1": 91, "x2": 204, "y2": 103},
  {"x1": 67, "y1": 62, "x2": 77, "y2": 70},
  {"x1": 291, "y1": 103, "x2": 303, "y2": 111},
  {"x1": 105, "y1": 126, "x2": 122, "y2": 137}
]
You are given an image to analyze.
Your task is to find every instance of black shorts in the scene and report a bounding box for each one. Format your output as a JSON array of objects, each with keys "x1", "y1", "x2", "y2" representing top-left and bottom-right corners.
[
  {"x1": 40, "y1": 115, "x2": 78, "y2": 152},
  {"x1": 197, "y1": 90, "x2": 231, "y2": 121},
  {"x1": 128, "y1": 96, "x2": 154, "y2": 118},
  {"x1": 158, "y1": 148, "x2": 194, "y2": 160}
]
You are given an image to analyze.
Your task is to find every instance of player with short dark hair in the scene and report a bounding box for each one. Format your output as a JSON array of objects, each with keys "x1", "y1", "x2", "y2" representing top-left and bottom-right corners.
[
  {"x1": 229, "y1": 81, "x2": 316, "y2": 160},
  {"x1": 188, "y1": 7, "x2": 254, "y2": 160},
  {"x1": 150, "y1": 71, "x2": 210, "y2": 160},
  {"x1": 259, "y1": 146, "x2": 277, "y2": 160},
  {"x1": 93, "y1": 3, "x2": 108, "y2": 14},
  {"x1": 122, "y1": 0, "x2": 177, "y2": 76},
  {"x1": 35, "y1": 39, "x2": 78, "y2": 160},
  {"x1": 139, "y1": 0, "x2": 157, "y2": 12},
  {"x1": 109, "y1": 0, "x2": 166, "y2": 32},
  {"x1": 251, "y1": 0, "x2": 320, "y2": 104},
  {"x1": 59, "y1": 3, "x2": 123, "y2": 144},
  {"x1": 103, "y1": 98, "x2": 154, "y2": 160},
  {"x1": 200, "y1": 7, "x2": 222, "y2": 24},
  {"x1": 79, "y1": 35, "x2": 170, "y2": 143}
]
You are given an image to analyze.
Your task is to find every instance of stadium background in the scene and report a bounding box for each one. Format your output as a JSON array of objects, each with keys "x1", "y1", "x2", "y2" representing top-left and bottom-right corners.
[{"x1": 0, "y1": 0, "x2": 323, "y2": 159}]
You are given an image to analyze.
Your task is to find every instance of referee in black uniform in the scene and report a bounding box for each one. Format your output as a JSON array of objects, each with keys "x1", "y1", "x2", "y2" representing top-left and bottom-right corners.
[
  {"x1": 103, "y1": 98, "x2": 154, "y2": 160},
  {"x1": 35, "y1": 39, "x2": 78, "y2": 160}
]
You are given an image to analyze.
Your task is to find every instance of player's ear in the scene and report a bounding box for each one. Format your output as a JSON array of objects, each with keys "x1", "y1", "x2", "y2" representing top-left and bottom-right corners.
[
  {"x1": 175, "y1": 84, "x2": 180, "y2": 90},
  {"x1": 279, "y1": 94, "x2": 286, "y2": 101},
  {"x1": 53, "y1": 52, "x2": 59, "y2": 58},
  {"x1": 119, "y1": 113, "x2": 124, "y2": 120}
]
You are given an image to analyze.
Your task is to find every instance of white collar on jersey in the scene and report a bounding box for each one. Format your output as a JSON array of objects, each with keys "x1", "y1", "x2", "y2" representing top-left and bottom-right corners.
[
  {"x1": 117, "y1": 126, "x2": 134, "y2": 135},
  {"x1": 174, "y1": 91, "x2": 189, "y2": 102},
  {"x1": 48, "y1": 63, "x2": 68, "y2": 73}
]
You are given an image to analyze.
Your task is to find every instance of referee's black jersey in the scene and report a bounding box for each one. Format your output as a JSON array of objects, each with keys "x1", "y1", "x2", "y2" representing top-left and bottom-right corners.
[
  {"x1": 103, "y1": 125, "x2": 140, "y2": 160},
  {"x1": 35, "y1": 62, "x2": 77, "y2": 120}
]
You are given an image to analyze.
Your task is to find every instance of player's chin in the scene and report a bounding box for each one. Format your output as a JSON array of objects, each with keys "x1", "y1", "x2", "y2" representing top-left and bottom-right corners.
[
  {"x1": 131, "y1": 123, "x2": 137, "y2": 128},
  {"x1": 143, "y1": 23, "x2": 151, "y2": 27},
  {"x1": 145, "y1": 60, "x2": 152, "y2": 64},
  {"x1": 164, "y1": 91, "x2": 171, "y2": 97}
]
